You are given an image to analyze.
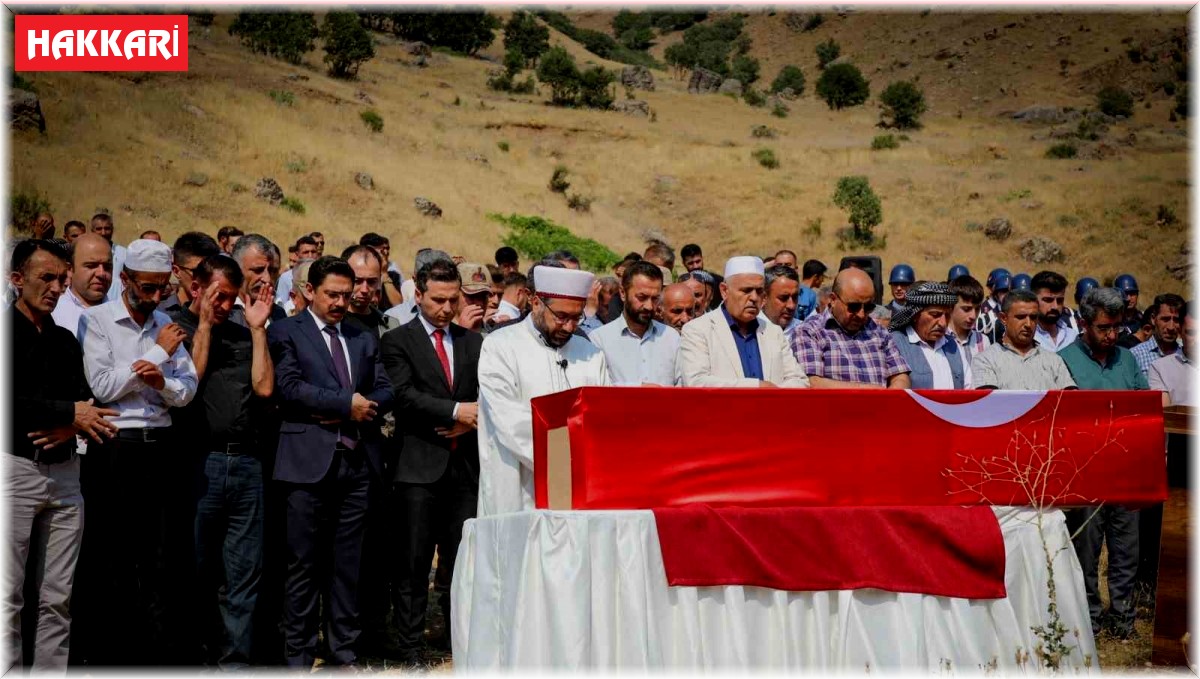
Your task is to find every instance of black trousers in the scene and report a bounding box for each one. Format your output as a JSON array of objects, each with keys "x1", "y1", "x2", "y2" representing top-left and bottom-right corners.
[
  {"x1": 1066, "y1": 506, "x2": 1140, "y2": 634},
  {"x1": 390, "y1": 459, "x2": 477, "y2": 656},
  {"x1": 70, "y1": 436, "x2": 186, "y2": 666},
  {"x1": 281, "y1": 447, "x2": 371, "y2": 668}
]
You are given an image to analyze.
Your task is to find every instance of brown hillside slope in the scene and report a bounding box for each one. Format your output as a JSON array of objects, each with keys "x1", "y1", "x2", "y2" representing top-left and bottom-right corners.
[{"x1": 9, "y1": 10, "x2": 1190, "y2": 303}]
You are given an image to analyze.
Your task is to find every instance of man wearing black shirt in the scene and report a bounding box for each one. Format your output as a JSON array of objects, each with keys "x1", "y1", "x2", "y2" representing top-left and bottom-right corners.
[
  {"x1": 170, "y1": 255, "x2": 274, "y2": 669},
  {"x1": 341, "y1": 245, "x2": 397, "y2": 337},
  {"x1": 7, "y1": 240, "x2": 117, "y2": 671},
  {"x1": 158, "y1": 232, "x2": 221, "y2": 316}
]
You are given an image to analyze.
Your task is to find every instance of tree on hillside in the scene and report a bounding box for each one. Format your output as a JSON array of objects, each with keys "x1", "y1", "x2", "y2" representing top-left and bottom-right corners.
[
  {"x1": 229, "y1": 12, "x2": 318, "y2": 64},
  {"x1": 663, "y1": 42, "x2": 697, "y2": 78},
  {"x1": 611, "y1": 9, "x2": 652, "y2": 38},
  {"x1": 579, "y1": 66, "x2": 616, "y2": 109},
  {"x1": 815, "y1": 38, "x2": 840, "y2": 69},
  {"x1": 816, "y1": 63, "x2": 870, "y2": 110},
  {"x1": 620, "y1": 25, "x2": 655, "y2": 51},
  {"x1": 321, "y1": 12, "x2": 375, "y2": 78},
  {"x1": 879, "y1": 80, "x2": 927, "y2": 128},
  {"x1": 730, "y1": 54, "x2": 760, "y2": 85},
  {"x1": 537, "y1": 46, "x2": 581, "y2": 105},
  {"x1": 505, "y1": 11, "x2": 551, "y2": 67},
  {"x1": 771, "y1": 65, "x2": 806, "y2": 95},
  {"x1": 833, "y1": 176, "x2": 883, "y2": 244},
  {"x1": 387, "y1": 11, "x2": 499, "y2": 55}
]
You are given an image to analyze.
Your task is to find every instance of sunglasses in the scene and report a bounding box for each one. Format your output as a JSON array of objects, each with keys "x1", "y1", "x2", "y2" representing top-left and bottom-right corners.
[{"x1": 844, "y1": 301, "x2": 877, "y2": 314}]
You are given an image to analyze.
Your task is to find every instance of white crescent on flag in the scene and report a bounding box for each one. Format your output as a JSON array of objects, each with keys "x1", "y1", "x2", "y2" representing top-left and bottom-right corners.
[{"x1": 905, "y1": 390, "x2": 1048, "y2": 429}]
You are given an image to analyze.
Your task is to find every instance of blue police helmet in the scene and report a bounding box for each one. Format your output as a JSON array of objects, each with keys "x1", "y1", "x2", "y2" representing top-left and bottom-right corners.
[
  {"x1": 1011, "y1": 273, "x2": 1032, "y2": 291},
  {"x1": 947, "y1": 264, "x2": 970, "y2": 282},
  {"x1": 889, "y1": 264, "x2": 915, "y2": 285},
  {"x1": 1074, "y1": 277, "x2": 1099, "y2": 305}
]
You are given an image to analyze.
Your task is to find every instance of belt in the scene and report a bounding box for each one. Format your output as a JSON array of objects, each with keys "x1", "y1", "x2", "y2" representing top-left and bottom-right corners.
[
  {"x1": 115, "y1": 428, "x2": 171, "y2": 444},
  {"x1": 9, "y1": 447, "x2": 74, "y2": 465},
  {"x1": 212, "y1": 442, "x2": 255, "y2": 456}
]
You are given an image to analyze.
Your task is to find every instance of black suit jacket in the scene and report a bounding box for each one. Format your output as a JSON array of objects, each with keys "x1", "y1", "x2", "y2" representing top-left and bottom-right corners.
[
  {"x1": 380, "y1": 317, "x2": 482, "y2": 484},
  {"x1": 268, "y1": 311, "x2": 394, "y2": 484}
]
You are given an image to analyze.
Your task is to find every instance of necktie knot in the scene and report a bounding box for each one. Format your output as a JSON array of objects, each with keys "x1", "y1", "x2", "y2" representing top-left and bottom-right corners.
[
  {"x1": 433, "y1": 328, "x2": 445, "y2": 340},
  {"x1": 323, "y1": 325, "x2": 338, "y2": 337}
]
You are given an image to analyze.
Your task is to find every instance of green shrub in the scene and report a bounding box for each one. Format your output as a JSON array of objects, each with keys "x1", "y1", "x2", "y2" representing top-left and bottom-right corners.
[
  {"x1": 816, "y1": 63, "x2": 870, "y2": 110},
  {"x1": 567, "y1": 193, "x2": 593, "y2": 212},
  {"x1": 770, "y1": 65, "x2": 806, "y2": 95},
  {"x1": 503, "y1": 46, "x2": 525, "y2": 77},
  {"x1": 743, "y1": 89, "x2": 767, "y2": 107},
  {"x1": 578, "y1": 66, "x2": 616, "y2": 109},
  {"x1": 10, "y1": 191, "x2": 51, "y2": 232},
  {"x1": 1045, "y1": 142, "x2": 1077, "y2": 159},
  {"x1": 512, "y1": 75, "x2": 537, "y2": 95},
  {"x1": 537, "y1": 46, "x2": 581, "y2": 105},
  {"x1": 504, "y1": 10, "x2": 550, "y2": 67},
  {"x1": 620, "y1": 26, "x2": 654, "y2": 51},
  {"x1": 281, "y1": 197, "x2": 306, "y2": 214},
  {"x1": 490, "y1": 213, "x2": 621, "y2": 272},
  {"x1": 269, "y1": 90, "x2": 295, "y2": 105},
  {"x1": 815, "y1": 38, "x2": 840, "y2": 69},
  {"x1": 803, "y1": 13, "x2": 824, "y2": 32},
  {"x1": 321, "y1": 11, "x2": 375, "y2": 78},
  {"x1": 549, "y1": 165, "x2": 571, "y2": 193},
  {"x1": 803, "y1": 217, "x2": 823, "y2": 241},
  {"x1": 1156, "y1": 204, "x2": 1178, "y2": 226},
  {"x1": 1097, "y1": 86, "x2": 1134, "y2": 118},
  {"x1": 730, "y1": 54, "x2": 761, "y2": 85},
  {"x1": 663, "y1": 14, "x2": 749, "y2": 78},
  {"x1": 1176, "y1": 84, "x2": 1189, "y2": 118},
  {"x1": 752, "y1": 147, "x2": 779, "y2": 169},
  {"x1": 879, "y1": 80, "x2": 927, "y2": 129},
  {"x1": 360, "y1": 109, "x2": 383, "y2": 132},
  {"x1": 833, "y1": 176, "x2": 882, "y2": 243},
  {"x1": 871, "y1": 134, "x2": 899, "y2": 150},
  {"x1": 286, "y1": 159, "x2": 307, "y2": 173},
  {"x1": 12, "y1": 74, "x2": 36, "y2": 93},
  {"x1": 497, "y1": 141, "x2": 510, "y2": 152},
  {"x1": 487, "y1": 71, "x2": 514, "y2": 91},
  {"x1": 229, "y1": 12, "x2": 318, "y2": 64},
  {"x1": 771, "y1": 103, "x2": 788, "y2": 118},
  {"x1": 752, "y1": 124, "x2": 776, "y2": 138},
  {"x1": 1163, "y1": 81, "x2": 1177, "y2": 96}
]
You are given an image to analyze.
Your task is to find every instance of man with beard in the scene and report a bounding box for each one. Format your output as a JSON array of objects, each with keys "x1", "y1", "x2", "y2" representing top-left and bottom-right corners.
[
  {"x1": 1131, "y1": 293, "x2": 1185, "y2": 375},
  {"x1": 170, "y1": 255, "x2": 275, "y2": 669},
  {"x1": 681, "y1": 257, "x2": 809, "y2": 388},
  {"x1": 231, "y1": 234, "x2": 287, "y2": 327},
  {"x1": 75, "y1": 239, "x2": 198, "y2": 665},
  {"x1": 475, "y1": 264, "x2": 610, "y2": 516},
  {"x1": 1030, "y1": 271, "x2": 1078, "y2": 353},
  {"x1": 1057, "y1": 287, "x2": 1148, "y2": 640},
  {"x1": 793, "y1": 267, "x2": 910, "y2": 389},
  {"x1": 889, "y1": 281, "x2": 969, "y2": 389},
  {"x1": 52, "y1": 233, "x2": 113, "y2": 339},
  {"x1": 590, "y1": 261, "x2": 680, "y2": 386},
  {"x1": 659, "y1": 282, "x2": 699, "y2": 332},
  {"x1": 760, "y1": 264, "x2": 801, "y2": 333},
  {"x1": 159, "y1": 232, "x2": 222, "y2": 316},
  {"x1": 340, "y1": 245, "x2": 398, "y2": 337},
  {"x1": 970, "y1": 289, "x2": 1077, "y2": 390}
]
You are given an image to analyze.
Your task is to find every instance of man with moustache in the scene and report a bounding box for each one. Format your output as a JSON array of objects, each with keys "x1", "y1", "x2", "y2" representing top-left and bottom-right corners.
[
  {"x1": 1131, "y1": 293, "x2": 1185, "y2": 375},
  {"x1": 793, "y1": 267, "x2": 911, "y2": 389},
  {"x1": 590, "y1": 261, "x2": 680, "y2": 386},
  {"x1": 75, "y1": 239, "x2": 198, "y2": 665},
  {"x1": 231, "y1": 234, "x2": 287, "y2": 327},
  {"x1": 169, "y1": 256, "x2": 275, "y2": 669},
  {"x1": 889, "y1": 281, "x2": 969, "y2": 389},
  {"x1": 7, "y1": 240, "x2": 118, "y2": 672},
  {"x1": 159, "y1": 232, "x2": 222, "y2": 316},
  {"x1": 52, "y1": 233, "x2": 113, "y2": 339},
  {"x1": 1030, "y1": 271, "x2": 1078, "y2": 353},
  {"x1": 760, "y1": 264, "x2": 802, "y2": 333},
  {"x1": 970, "y1": 289, "x2": 1077, "y2": 390},
  {"x1": 476, "y1": 264, "x2": 610, "y2": 516},
  {"x1": 268, "y1": 256, "x2": 394, "y2": 668},
  {"x1": 680, "y1": 256, "x2": 809, "y2": 388},
  {"x1": 659, "y1": 282, "x2": 699, "y2": 331}
]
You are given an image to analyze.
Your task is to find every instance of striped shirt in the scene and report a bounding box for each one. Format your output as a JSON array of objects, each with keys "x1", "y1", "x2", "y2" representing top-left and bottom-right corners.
[{"x1": 790, "y1": 309, "x2": 909, "y2": 386}]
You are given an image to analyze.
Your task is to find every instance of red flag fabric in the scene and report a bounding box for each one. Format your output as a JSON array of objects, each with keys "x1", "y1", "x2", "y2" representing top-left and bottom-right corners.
[
  {"x1": 652, "y1": 504, "x2": 1007, "y2": 599},
  {"x1": 532, "y1": 388, "x2": 1166, "y2": 511}
]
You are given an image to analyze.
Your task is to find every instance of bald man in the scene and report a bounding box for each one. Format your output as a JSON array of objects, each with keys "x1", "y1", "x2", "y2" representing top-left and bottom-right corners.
[
  {"x1": 51, "y1": 233, "x2": 112, "y2": 339},
  {"x1": 791, "y1": 267, "x2": 911, "y2": 389},
  {"x1": 659, "y1": 283, "x2": 699, "y2": 331}
]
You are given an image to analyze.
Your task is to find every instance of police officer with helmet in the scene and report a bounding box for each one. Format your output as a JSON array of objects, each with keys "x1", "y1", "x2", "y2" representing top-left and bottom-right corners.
[
  {"x1": 1114, "y1": 273, "x2": 1141, "y2": 335},
  {"x1": 887, "y1": 264, "x2": 915, "y2": 314}
]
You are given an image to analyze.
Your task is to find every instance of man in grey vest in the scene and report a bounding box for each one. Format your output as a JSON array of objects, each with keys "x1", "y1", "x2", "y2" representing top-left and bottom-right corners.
[{"x1": 888, "y1": 281, "x2": 969, "y2": 389}]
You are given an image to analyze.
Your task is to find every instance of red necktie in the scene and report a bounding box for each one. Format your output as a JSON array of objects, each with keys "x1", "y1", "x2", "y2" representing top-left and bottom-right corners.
[{"x1": 433, "y1": 328, "x2": 456, "y2": 451}]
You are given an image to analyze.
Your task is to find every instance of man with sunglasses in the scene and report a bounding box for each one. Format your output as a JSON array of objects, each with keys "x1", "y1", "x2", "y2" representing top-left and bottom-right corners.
[
  {"x1": 792, "y1": 267, "x2": 911, "y2": 389},
  {"x1": 1057, "y1": 287, "x2": 1149, "y2": 641},
  {"x1": 75, "y1": 238, "x2": 198, "y2": 664},
  {"x1": 476, "y1": 264, "x2": 610, "y2": 516},
  {"x1": 1030, "y1": 271, "x2": 1078, "y2": 353}
]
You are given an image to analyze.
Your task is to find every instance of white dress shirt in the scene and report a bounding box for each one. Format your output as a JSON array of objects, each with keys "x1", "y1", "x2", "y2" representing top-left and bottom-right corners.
[
  {"x1": 589, "y1": 315, "x2": 681, "y2": 386},
  {"x1": 417, "y1": 312, "x2": 461, "y2": 418},
  {"x1": 1033, "y1": 318, "x2": 1079, "y2": 353},
  {"x1": 275, "y1": 269, "x2": 295, "y2": 305},
  {"x1": 308, "y1": 308, "x2": 353, "y2": 384},
  {"x1": 906, "y1": 327, "x2": 971, "y2": 389},
  {"x1": 105, "y1": 242, "x2": 127, "y2": 302},
  {"x1": 495, "y1": 299, "x2": 523, "y2": 324},
  {"x1": 51, "y1": 287, "x2": 91, "y2": 340},
  {"x1": 79, "y1": 297, "x2": 198, "y2": 429},
  {"x1": 385, "y1": 302, "x2": 420, "y2": 327}
]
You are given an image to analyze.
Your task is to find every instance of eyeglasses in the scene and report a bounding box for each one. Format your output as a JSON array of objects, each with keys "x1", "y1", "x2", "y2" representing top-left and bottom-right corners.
[
  {"x1": 844, "y1": 301, "x2": 877, "y2": 314},
  {"x1": 131, "y1": 281, "x2": 171, "y2": 295}
]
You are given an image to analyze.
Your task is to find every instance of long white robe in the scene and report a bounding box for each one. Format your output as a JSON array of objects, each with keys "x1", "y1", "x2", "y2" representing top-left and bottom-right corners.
[{"x1": 476, "y1": 315, "x2": 610, "y2": 516}]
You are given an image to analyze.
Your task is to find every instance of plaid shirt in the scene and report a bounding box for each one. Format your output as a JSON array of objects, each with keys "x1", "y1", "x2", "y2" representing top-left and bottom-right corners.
[
  {"x1": 1131, "y1": 337, "x2": 1181, "y2": 375},
  {"x1": 789, "y1": 309, "x2": 910, "y2": 386}
]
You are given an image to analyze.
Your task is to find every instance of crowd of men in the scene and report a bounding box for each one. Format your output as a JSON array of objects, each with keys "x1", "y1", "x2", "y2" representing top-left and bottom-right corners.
[{"x1": 7, "y1": 213, "x2": 1192, "y2": 671}]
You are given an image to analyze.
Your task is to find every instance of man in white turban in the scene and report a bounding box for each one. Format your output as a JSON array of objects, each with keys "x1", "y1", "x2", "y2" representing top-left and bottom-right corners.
[{"x1": 475, "y1": 263, "x2": 611, "y2": 516}]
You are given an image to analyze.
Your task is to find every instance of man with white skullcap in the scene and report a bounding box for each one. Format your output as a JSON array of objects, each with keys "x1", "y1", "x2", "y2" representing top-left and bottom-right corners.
[
  {"x1": 475, "y1": 262, "x2": 610, "y2": 516},
  {"x1": 679, "y1": 256, "x2": 809, "y2": 388},
  {"x1": 73, "y1": 238, "x2": 198, "y2": 664}
]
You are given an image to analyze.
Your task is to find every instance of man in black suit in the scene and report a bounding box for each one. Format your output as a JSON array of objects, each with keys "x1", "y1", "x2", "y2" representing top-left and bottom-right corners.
[
  {"x1": 380, "y1": 259, "x2": 482, "y2": 663},
  {"x1": 267, "y1": 256, "x2": 394, "y2": 668}
]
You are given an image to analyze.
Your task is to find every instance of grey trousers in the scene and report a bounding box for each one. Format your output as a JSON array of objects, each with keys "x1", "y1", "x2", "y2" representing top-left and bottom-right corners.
[
  {"x1": 3, "y1": 453, "x2": 83, "y2": 674},
  {"x1": 1067, "y1": 505, "x2": 1140, "y2": 633}
]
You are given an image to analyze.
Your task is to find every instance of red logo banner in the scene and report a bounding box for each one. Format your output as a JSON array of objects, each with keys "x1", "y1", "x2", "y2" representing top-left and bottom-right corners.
[{"x1": 14, "y1": 14, "x2": 188, "y2": 72}]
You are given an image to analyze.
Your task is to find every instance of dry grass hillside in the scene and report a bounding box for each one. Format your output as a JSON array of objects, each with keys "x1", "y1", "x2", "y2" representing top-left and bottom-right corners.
[{"x1": 9, "y1": 8, "x2": 1191, "y2": 302}]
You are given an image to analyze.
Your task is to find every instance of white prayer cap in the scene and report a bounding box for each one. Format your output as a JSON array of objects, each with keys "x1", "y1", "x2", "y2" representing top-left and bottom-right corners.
[
  {"x1": 724, "y1": 256, "x2": 765, "y2": 279},
  {"x1": 533, "y1": 265, "x2": 594, "y2": 301},
  {"x1": 124, "y1": 238, "x2": 173, "y2": 273}
]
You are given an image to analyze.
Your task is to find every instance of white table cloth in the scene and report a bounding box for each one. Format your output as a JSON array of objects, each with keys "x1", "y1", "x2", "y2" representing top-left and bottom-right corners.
[{"x1": 451, "y1": 507, "x2": 1096, "y2": 672}]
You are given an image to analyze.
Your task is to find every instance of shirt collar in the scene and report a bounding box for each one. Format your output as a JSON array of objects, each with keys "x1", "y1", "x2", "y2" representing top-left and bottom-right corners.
[
  {"x1": 1071, "y1": 336, "x2": 1118, "y2": 368},
  {"x1": 308, "y1": 308, "x2": 340, "y2": 334},
  {"x1": 722, "y1": 305, "x2": 758, "y2": 336},
  {"x1": 64, "y1": 287, "x2": 87, "y2": 309},
  {"x1": 1178, "y1": 352, "x2": 1192, "y2": 365},
  {"x1": 905, "y1": 326, "x2": 947, "y2": 351},
  {"x1": 417, "y1": 312, "x2": 447, "y2": 338},
  {"x1": 113, "y1": 294, "x2": 160, "y2": 330},
  {"x1": 820, "y1": 307, "x2": 875, "y2": 338}
]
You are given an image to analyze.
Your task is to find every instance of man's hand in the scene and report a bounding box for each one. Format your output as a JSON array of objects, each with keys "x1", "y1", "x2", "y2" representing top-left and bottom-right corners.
[
  {"x1": 198, "y1": 282, "x2": 219, "y2": 328},
  {"x1": 132, "y1": 360, "x2": 166, "y2": 390},
  {"x1": 244, "y1": 284, "x2": 274, "y2": 330},
  {"x1": 758, "y1": 380, "x2": 778, "y2": 388},
  {"x1": 454, "y1": 402, "x2": 478, "y2": 428},
  {"x1": 32, "y1": 215, "x2": 55, "y2": 239},
  {"x1": 350, "y1": 393, "x2": 378, "y2": 422},
  {"x1": 156, "y1": 323, "x2": 187, "y2": 356},
  {"x1": 28, "y1": 425, "x2": 76, "y2": 450},
  {"x1": 73, "y1": 399, "x2": 119, "y2": 443},
  {"x1": 435, "y1": 422, "x2": 472, "y2": 439},
  {"x1": 456, "y1": 304, "x2": 484, "y2": 329}
]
